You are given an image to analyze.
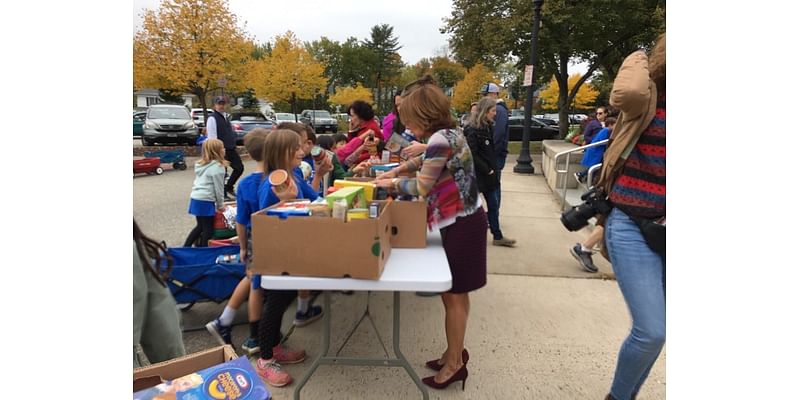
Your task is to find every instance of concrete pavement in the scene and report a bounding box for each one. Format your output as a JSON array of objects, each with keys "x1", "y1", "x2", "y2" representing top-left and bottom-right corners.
[{"x1": 133, "y1": 152, "x2": 665, "y2": 399}]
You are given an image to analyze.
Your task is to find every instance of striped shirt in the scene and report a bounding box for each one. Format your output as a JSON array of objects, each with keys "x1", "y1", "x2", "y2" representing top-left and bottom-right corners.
[
  {"x1": 609, "y1": 93, "x2": 666, "y2": 219},
  {"x1": 395, "y1": 128, "x2": 481, "y2": 230}
]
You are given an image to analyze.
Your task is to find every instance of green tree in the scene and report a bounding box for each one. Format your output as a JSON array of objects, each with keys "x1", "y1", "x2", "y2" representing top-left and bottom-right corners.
[
  {"x1": 134, "y1": 0, "x2": 253, "y2": 123},
  {"x1": 442, "y1": 0, "x2": 665, "y2": 137},
  {"x1": 430, "y1": 57, "x2": 466, "y2": 89},
  {"x1": 363, "y1": 24, "x2": 403, "y2": 115},
  {"x1": 158, "y1": 88, "x2": 185, "y2": 104}
]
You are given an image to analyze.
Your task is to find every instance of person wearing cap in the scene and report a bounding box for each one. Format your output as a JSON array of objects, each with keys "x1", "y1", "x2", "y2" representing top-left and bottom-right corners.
[
  {"x1": 481, "y1": 82, "x2": 509, "y2": 205},
  {"x1": 207, "y1": 96, "x2": 243, "y2": 200}
]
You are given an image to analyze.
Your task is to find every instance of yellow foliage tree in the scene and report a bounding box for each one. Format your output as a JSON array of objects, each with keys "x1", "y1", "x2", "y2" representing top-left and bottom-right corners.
[
  {"x1": 328, "y1": 84, "x2": 374, "y2": 108},
  {"x1": 250, "y1": 31, "x2": 328, "y2": 114},
  {"x1": 538, "y1": 74, "x2": 600, "y2": 111},
  {"x1": 133, "y1": 0, "x2": 253, "y2": 116},
  {"x1": 451, "y1": 64, "x2": 497, "y2": 113}
]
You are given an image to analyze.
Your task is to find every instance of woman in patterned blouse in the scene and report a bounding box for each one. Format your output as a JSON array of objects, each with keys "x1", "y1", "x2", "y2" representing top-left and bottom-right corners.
[{"x1": 376, "y1": 75, "x2": 487, "y2": 391}]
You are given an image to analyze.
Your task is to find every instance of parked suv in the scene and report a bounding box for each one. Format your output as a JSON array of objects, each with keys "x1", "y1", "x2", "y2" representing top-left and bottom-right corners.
[
  {"x1": 142, "y1": 104, "x2": 199, "y2": 146},
  {"x1": 299, "y1": 109, "x2": 338, "y2": 133}
]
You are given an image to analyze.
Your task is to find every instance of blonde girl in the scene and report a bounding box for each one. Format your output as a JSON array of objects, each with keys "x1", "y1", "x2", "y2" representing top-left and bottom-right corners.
[{"x1": 183, "y1": 139, "x2": 230, "y2": 247}]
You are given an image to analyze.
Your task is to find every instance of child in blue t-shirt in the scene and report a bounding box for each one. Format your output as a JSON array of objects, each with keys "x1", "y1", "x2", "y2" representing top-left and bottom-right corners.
[
  {"x1": 253, "y1": 129, "x2": 332, "y2": 386},
  {"x1": 205, "y1": 129, "x2": 270, "y2": 355}
]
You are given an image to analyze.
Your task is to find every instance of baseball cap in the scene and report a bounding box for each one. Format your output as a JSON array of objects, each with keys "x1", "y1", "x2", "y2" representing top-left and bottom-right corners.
[
  {"x1": 213, "y1": 96, "x2": 227, "y2": 104},
  {"x1": 481, "y1": 83, "x2": 500, "y2": 94}
]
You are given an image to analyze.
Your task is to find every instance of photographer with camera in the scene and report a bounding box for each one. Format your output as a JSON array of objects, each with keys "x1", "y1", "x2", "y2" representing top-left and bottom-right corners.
[{"x1": 561, "y1": 34, "x2": 665, "y2": 400}]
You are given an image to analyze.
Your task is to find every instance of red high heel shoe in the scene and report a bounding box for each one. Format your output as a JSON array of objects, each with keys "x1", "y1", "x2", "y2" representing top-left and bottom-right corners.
[
  {"x1": 425, "y1": 348, "x2": 469, "y2": 371},
  {"x1": 422, "y1": 363, "x2": 468, "y2": 391}
]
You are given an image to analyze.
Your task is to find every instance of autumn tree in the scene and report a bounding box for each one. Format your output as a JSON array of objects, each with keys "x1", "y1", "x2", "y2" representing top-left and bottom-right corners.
[
  {"x1": 328, "y1": 84, "x2": 374, "y2": 108},
  {"x1": 251, "y1": 31, "x2": 328, "y2": 116},
  {"x1": 442, "y1": 0, "x2": 665, "y2": 136},
  {"x1": 539, "y1": 74, "x2": 599, "y2": 111},
  {"x1": 133, "y1": 0, "x2": 253, "y2": 124},
  {"x1": 451, "y1": 64, "x2": 496, "y2": 113}
]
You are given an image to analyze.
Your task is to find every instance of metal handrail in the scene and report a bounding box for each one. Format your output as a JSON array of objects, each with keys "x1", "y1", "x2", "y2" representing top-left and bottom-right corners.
[
  {"x1": 586, "y1": 163, "x2": 602, "y2": 188},
  {"x1": 553, "y1": 139, "x2": 609, "y2": 209}
]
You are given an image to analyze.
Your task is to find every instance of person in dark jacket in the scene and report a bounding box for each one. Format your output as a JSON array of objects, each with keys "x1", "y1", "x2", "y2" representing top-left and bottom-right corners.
[
  {"x1": 464, "y1": 97, "x2": 516, "y2": 247},
  {"x1": 206, "y1": 96, "x2": 244, "y2": 200},
  {"x1": 481, "y1": 82, "x2": 510, "y2": 214}
]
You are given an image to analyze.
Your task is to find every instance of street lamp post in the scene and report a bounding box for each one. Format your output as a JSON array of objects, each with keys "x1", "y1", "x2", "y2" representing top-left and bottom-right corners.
[{"x1": 514, "y1": 0, "x2": 545, "y2": 175}]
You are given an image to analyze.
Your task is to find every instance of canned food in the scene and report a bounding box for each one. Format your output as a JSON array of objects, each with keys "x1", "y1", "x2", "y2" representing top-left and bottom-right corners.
[
  {"x1": 368, "y1": 202, "x2": 380, "y2": 218},
  {"x1": 269, "y1": 169, "x2": 292, "y2": 194},
  {"x1": 311, "y1": 145, "x2": 328, "y2": 164}
]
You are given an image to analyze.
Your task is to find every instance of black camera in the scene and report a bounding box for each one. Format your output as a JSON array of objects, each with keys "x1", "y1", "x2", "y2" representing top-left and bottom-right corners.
[{"x1": 560, "y1": 187, "x2": 612, "y2": 231}]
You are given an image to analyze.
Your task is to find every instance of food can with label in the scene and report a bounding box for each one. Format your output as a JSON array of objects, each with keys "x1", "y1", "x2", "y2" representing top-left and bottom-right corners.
[
  {"x1": 269, "y1": 169, "x2": 292, "y2": 195},
  {"x1": 368, "y1": 202, "x2": 380, "y2": 219}
]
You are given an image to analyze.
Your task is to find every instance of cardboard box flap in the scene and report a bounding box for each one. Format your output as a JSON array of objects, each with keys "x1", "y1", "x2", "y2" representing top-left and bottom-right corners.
[{"x1": 133, "y1": 345, "x2": 237, "y2": 391}]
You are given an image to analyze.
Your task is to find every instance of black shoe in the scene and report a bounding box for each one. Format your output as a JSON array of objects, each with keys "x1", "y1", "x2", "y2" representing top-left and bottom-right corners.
[
  {"x1": 224, "y1": 190, "x2": 236, "y2": 201},
  {"x1": 569, "y1": 243, "x2": 598, "y2": 273},
  {"x1": 573, "y1": 172, "x2": 586, "y2": 184},
  {"x1": 415, "y1": 291, "x2": 440, "y2": 297}
]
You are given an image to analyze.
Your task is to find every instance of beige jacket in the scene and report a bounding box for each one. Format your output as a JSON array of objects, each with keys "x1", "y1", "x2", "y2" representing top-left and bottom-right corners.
[
  {"x1": 597, "y1": 50, "x2": 658, "y2": 197},
  {"x1": 595, "y1": 50, "x2": 659, "y2": 260}
]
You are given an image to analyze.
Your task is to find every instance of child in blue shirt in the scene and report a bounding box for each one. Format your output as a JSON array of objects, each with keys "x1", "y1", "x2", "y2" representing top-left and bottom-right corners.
[
  {"x1": 254, "y1": 129, "x2": 332, "y2": 387},
  {"x1": 205, "y1": 129, "x2": 270, "y2": 355}
]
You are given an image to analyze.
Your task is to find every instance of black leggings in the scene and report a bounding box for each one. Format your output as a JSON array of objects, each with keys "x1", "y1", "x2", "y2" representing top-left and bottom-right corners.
[
  {"x1": 259, "y1": 289, "x2": 297, "y2": 359},
  {"x1": 225, "y1": 149, "x2": 244, "y2": 193},
  {"x1": 184, "y1": 215, "x2": 215, "y2": 247}
]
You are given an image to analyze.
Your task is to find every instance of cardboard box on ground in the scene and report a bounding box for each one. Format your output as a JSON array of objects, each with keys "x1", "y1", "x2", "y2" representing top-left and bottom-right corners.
[
  {"x1": 250, "y1": 197, "x2": 427, "y2": 280},
  {"x1": 133, "y1": 345, "x2": 271, "y2": 399}
]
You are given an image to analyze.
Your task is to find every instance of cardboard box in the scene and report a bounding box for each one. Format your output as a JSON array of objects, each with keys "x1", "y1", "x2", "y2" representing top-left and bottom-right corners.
[
  {"x1": 325, "y1": 186, "x2": 366, "y2": 210},
  {"x1": 133, "y1": 345, "x2": 270, "y2": 399},
  {"x1": 251, "y1": 199, "x2": 393, "y2": 280},
  {"x1": 387, "y1": 200, "x2": 427, "y2": 248}
]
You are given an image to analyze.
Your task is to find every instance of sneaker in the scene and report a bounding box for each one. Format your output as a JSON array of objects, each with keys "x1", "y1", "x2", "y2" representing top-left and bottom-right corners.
[
  {"x1": 574, "y1": 172, "x2": 586, "y2": 184},
  {"x1": 570, "y1": 243, "x2": 598, "y2": 273},
  {"x1": 415, "y1": 291, "x2": 440, "y2": 297},
  {"x1": 271, "y1": 344, "x2": 306, "y2": 364},
  {"x1": 256, "y1": 358, "x2": 292, "y2": 387},
  {"x1": 205, "y1": 318, "x2": 232, "y2": 345},
  {"x1": 294, "y1": 305, "x2": 323, "y2": 327},
  {"x1": 492, "y1": 237, "x2": 517, "y2": 247},
  {"x1": 224, "y1": 192, "x2": 235, "y2": 201},
  {"x1": 241, "y1": 337, "x2": 261, "y2": 356}
]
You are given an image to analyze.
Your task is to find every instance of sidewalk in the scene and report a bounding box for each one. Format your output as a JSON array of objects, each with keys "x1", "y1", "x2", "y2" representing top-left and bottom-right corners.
[{"x1": 175, "y1": 154, "x2": 665, "y2": 399}]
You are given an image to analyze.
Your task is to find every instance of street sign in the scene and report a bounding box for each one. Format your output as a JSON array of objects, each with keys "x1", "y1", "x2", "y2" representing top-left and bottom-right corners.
[{"x1": 523, "y1": 65, "x2": 534, "y2": 87}]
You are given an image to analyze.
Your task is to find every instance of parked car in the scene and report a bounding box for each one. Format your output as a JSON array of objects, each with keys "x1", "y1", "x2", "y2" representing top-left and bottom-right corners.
[
  {"x1": 507, "y1": 116, "x2": 560, "y2": 141},
  {"x1": 299, "y1": 109, "x2": 338, "y2": 133},
  {"x1": 133, "y1": 111, "x2": 146, "y2": 136},
  {"x1": 191, "y1": 108, "x2": 213, "y2": 128},
  {"x1": 274, "y1": 112, "x2": 299, "y2": 124},
  {"x1": 334, "y1": 113, "x2": 350, "y2": 123},
  {"x1": 142, "y1": 104, "x2": 199, "y2": 146},
  {"x1": 230, "y1": 111, "x2": 275, "y2": 144}
]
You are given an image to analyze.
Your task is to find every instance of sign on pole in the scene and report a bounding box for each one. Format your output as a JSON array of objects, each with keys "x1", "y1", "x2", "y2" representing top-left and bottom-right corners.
[{"x1": 523, "y1": 65, "x2": 534, "y2": 87}]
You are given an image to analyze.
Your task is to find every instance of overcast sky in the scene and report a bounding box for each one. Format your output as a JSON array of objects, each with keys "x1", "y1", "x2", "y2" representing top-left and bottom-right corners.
[
  {"x1": 133, "y1": 0, "x2": 588, "y2": 75},
  {"x1": 133, "y1": 0, "x2": 456, "y2": 65}
]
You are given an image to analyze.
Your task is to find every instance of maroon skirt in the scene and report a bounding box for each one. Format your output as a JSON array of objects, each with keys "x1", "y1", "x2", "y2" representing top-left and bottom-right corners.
[{"x1": 440, "y1": 208, "x2": 488, "y2": 293}]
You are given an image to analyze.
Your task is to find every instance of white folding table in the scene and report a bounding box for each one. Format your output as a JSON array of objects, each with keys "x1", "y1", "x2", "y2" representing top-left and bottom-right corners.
[{"x1": 261, "y1": 231, "x2": 451, "y2": 400}]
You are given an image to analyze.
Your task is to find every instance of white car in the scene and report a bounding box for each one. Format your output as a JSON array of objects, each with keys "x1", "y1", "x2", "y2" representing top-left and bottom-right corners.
[
  {"x1": 274, "y1": 113, "x2": 299, "y2": 124},
  {"x1": 191, "y1": 108, "x2": 213, "y2": 128}
]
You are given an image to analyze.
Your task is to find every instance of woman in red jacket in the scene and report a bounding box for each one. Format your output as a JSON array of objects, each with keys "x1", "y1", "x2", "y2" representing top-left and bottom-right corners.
[{"x1": 335, "y1": 100, "x2": 382, "y2": 168}]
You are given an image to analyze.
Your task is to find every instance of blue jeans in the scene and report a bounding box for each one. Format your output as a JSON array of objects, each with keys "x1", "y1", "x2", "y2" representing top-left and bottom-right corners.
[
  {"x1": 605, "y1": 208, "x2": 666, "y2": 400},
  {"x1": 483, "y1": 188, "x2": 502, "y2": 240},
  {"x1": 496, "y1": 155, "x2": 506, "y2": 206}
]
